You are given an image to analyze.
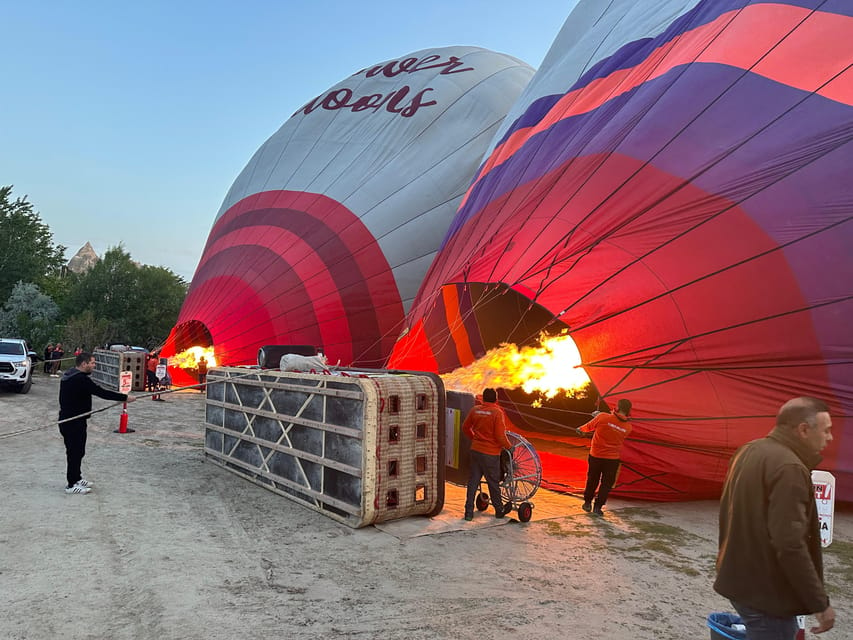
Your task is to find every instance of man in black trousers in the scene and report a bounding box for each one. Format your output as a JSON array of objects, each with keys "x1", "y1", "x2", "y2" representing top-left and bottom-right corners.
[{"x1": 58, "y1": 352, "x2": 136, "y2": 494}]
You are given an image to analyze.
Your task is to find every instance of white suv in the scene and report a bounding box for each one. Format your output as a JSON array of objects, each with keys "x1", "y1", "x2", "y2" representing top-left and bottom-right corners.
[{"x1": 0, "y1": 338, "x2": 34, "y2": 394}]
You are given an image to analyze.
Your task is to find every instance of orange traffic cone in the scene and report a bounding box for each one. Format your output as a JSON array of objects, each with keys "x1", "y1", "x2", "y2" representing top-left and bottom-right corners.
[{"x1": 114, "y1": 403, "x2": 136, "y2": 434}]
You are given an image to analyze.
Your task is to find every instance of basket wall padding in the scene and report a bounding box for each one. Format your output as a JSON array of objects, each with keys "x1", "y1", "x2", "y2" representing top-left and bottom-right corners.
[
  {"x1": 204, "y1": 367, "x2": 445, "y2": 527},
  {"x1": 91, "y1": 349, "x2": 147, "y2": 391}
]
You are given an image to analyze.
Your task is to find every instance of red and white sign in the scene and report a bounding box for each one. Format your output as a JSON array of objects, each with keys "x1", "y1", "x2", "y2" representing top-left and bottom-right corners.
[
  {"x1": 119, "y1": 371, "x2": 133, "y2": 394},
  {"x1": 812, "y1": 470, "x2": 835, "y2": 548},
  {"x1": 792, "y1": 472, "x2": 836, "y2": 639}
]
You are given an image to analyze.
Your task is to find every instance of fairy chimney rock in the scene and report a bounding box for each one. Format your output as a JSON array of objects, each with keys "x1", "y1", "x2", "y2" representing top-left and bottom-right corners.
[{"x1": 67, "y1": 242, "x2": 99, "y2": 274}]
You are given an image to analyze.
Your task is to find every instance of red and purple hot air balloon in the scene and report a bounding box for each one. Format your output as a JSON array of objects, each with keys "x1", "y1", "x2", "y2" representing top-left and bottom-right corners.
[{"x1": 390, "y1": 0, "x2": 853, "y2": 499}]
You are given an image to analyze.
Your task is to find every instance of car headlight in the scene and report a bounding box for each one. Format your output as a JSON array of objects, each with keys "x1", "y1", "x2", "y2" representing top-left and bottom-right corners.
[{"x1": 13, "y1": 360, "x2": 27, "y2": 367}]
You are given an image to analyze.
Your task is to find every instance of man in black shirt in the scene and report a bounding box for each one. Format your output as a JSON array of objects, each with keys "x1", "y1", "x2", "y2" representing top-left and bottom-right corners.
[{"x1": 58, "y1": 352, "x2": 136, "y2": 494}]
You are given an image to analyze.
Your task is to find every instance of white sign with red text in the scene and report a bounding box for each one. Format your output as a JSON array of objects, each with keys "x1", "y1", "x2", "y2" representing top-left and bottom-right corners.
[
  {"x1": 792, "y1": 472, "x2": 835, "y2": 638},
  {"x1": 119, "y1": 371, "x2": 133, "y2": 394},
  {"x1": 812, "y1": 470, "x2": 835, "y2": 548}
]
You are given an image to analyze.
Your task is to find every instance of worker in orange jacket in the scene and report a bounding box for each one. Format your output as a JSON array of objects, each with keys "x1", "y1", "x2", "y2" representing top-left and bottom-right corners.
[
  {"x1": 574, "y1": 399, "x2": 633, "y2": 516},
  {"x1": 463, "y1": 388, "x2": 512, "y2": 521}
]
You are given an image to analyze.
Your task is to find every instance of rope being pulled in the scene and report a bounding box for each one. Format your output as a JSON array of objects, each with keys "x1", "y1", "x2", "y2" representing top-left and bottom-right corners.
[{"x1": 0, "y1": 368, "x2": 266, "y2": 441}]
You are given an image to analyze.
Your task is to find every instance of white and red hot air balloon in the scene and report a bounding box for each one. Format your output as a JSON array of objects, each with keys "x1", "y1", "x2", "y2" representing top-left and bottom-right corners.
[{"x1": 163, "y1": 46, "x2": 533, "y2": 383}]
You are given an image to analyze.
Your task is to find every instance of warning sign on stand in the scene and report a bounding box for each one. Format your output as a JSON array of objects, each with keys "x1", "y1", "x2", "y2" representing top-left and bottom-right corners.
[
  {"x1": 794, "y1": 472, "x2": 836, "y2": 638},
  {"x1": 812, "y1": 470, "x2": 835, "y2": 548},
  {"x1": 119, "y1": 371, "x2": 133, "y2": 394}
]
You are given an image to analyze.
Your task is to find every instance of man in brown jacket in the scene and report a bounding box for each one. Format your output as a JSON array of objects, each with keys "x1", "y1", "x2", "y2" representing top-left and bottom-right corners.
[
  {"x1": 715, "y1": 397, "x2": 835, "y2": 638},
  {"x1": 462, "y1": 388, "x2": 512, "y2": 521}
]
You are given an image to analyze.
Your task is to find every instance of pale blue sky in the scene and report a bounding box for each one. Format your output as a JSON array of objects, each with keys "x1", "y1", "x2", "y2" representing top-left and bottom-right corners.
[{"x1": 1, "y1": 1, "x2": 579, "y2": 280}]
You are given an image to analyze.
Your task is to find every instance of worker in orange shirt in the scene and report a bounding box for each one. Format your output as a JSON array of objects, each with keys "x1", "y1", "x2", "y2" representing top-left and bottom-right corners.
[
  {"x1": 574, "y1": 399, "x2": 633, "y2": 517},
  {"x1": 196, "y1": 355, "x2": 208, "y2": 392},
  {"x1": 462, "y1": 387, "x2": 513, "y2": 521},
  {"x1": 146, "y1": 351, "x2": 164, "y2": 401}
]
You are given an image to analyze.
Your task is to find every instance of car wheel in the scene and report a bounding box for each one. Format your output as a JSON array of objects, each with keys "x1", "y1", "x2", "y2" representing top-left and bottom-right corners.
[{"x1": 16, "y1": 376, "x2": 32, "y2": 394}]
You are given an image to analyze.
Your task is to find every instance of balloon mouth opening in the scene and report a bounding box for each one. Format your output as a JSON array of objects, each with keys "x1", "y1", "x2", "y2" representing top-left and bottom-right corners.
[
  {"x1": 395, "y1": 282, "x2": 594, "y2": 386},
  {"x1": 170, "y1": 320, "x2": 213, "y2": 353},
  {"x1": 428, "y1": 282, "x2": 603, "y2": 490},
  {"x1": 422, "y1": 281, "x2": 602, "y2": 422},
  {"x1": 166, "y1": 320, "x2": 216, "y2": 377}
]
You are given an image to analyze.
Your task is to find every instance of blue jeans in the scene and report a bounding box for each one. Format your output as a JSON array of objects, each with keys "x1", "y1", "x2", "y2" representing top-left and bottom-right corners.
[
  {"x1": 731, "y1": 601, "x2": 798, "y2": 640},
  {"x1": 465, "y1": 450, "x2": 504, "y2": 516}
]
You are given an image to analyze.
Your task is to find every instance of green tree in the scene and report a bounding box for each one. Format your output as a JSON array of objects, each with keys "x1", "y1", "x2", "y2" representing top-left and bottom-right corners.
[
  {"x1": 132, "y1": 265, "x2": 188, "y2": 348},
  {"x1": 0, "y1": 281, "x2": 60, "y2": 348},
  {"x1": 0, "y1": 186, "x2": 66, "y2": 301},
  {"x1": 62, "y1": 246, "x2": 186, "y2": 347},
  {"x1": 61, "y1": 309, "x2": 112, "y2": 353},
  {"x1": 40, "y1": 269, "x2": 80, "y2": 311}
]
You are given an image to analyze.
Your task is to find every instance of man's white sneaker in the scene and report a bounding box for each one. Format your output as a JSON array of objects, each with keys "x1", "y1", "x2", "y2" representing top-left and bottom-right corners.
[
  {"x1": 65, "y1": 484, "x2": 91, "y2": 494},
  {"x1": 75, "y1": 478, "x2": 94, "y2": 488}
]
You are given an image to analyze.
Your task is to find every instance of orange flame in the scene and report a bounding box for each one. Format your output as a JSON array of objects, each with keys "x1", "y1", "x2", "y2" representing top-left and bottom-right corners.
[
  {"x1": 170, "y1": 346, "x2": 216, "y2": 369},
  {"x1": 440, "y1": 332, "x2": 590, "y2": 404}
]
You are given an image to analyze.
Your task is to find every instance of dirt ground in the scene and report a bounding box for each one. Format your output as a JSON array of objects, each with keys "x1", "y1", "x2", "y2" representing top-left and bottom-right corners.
[{"x1": 1, "y1": 373, "x2": 851, "y2": 640}]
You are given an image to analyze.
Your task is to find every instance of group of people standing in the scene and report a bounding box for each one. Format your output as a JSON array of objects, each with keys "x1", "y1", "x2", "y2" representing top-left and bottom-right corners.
[
  {"x1": 461, "y1": 389, "x2": 835, "y2": 639},
  {"x1": 42, "y1": 343, "x2": 82, "y2": 376},
  {"x1": 42, "y1": 343, "x2": 86, "y2": 376}
]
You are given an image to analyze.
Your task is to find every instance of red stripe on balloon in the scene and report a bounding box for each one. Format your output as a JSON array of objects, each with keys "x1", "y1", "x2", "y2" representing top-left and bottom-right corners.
[
  {"x1": 462, "y1": 4, "x2": 853, "y2": 209},
  {"x1": 177, "y1": 191, "x2": 402, "y2": 367}
]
